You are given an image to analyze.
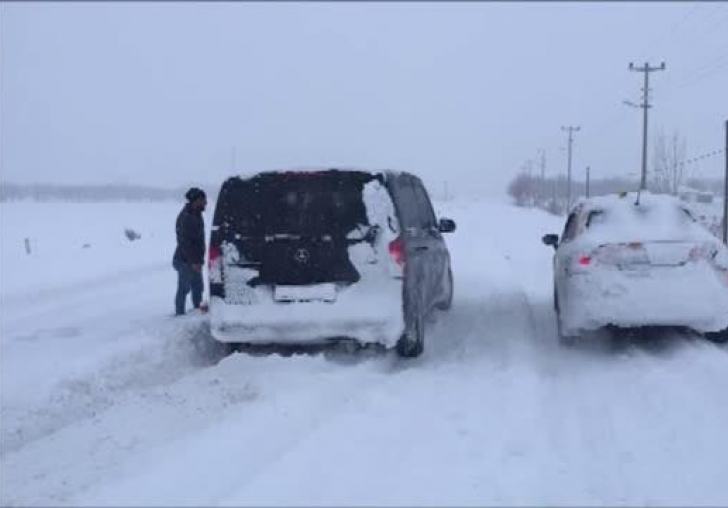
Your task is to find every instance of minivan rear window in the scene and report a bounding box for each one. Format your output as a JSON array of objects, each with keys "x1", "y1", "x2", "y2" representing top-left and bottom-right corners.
[{"x1": 216, "y1": 171, "x2": 379, "y2": 238}]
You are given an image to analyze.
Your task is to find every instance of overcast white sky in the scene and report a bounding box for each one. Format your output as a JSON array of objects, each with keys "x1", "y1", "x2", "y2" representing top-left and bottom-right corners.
[{"x1": 1, "y1": 2, "x2": 727, "y2": 196}]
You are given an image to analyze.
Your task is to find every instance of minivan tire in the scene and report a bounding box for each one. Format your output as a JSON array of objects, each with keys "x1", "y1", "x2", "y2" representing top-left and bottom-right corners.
[
  {"x1": 436, "y1": 267, "x2": 454, "y2": 311},
  {"x1": 705, "y1": 328, "x2": 728, "y2": 344},
  {"x1": 396, "y1": 312, "x2": 424, "y2": 358}
]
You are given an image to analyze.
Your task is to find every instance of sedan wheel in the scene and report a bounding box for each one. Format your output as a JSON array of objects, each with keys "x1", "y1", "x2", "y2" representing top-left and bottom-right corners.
[
  {"x1": 557, "y1": 316, "x2": 577, "y2": 347},
  {"x1": 555, "y1": 292, "x2": 577, "y2": 347}
]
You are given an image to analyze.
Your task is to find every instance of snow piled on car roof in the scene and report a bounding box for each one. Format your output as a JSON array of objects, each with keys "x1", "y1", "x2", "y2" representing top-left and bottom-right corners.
[{"x1": 575, "y1": 191, "x2": 718, "y2": 244}]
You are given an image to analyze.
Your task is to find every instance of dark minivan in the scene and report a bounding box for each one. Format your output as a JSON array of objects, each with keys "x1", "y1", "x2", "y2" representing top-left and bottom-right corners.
[{"x1": 208, "y1": 168, "x2": 456, "y2": 357}]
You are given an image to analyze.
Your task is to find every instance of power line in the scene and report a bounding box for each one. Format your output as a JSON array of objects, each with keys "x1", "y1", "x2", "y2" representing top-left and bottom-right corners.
[
  {"x1": 665, "y1": 56, "x2": 728, "y2": 94},
  {"x1": 642, "y1": 3, "x2": 706, "y2": 61},
  {"x1": 585, "y1": 5, "x2": 723, "y2": 147},
  {"x1": 646, "y1": 3, "x2": 728, "y2": 63},
  {"x1": 657, "y1": 47, "x2": 728, "y2": 97},
  {"x1": 677, "y1": 147, "x2": 727, "y2": 168}
]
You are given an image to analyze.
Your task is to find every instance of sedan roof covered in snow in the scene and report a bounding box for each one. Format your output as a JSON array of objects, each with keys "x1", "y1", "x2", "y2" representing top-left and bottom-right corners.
[{"x1": 575, "y1": 192, "x2": 717, "y2": 244}]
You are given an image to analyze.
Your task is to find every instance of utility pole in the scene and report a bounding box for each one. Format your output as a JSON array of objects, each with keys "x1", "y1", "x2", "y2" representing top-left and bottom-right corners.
[
  {"x1": 561, "y1": 126, "x2": 580, "y2": 209},
  {"x1": 723, "y1": 119, "x2": 727, "y2": 244},
  {"x1": 538, "y1": 148, "x2": 546, "y2": 185},
  {"x1": 538, "y1": 148, "x2": 546, "y2": 205},
  {"x1": 628, "y1": 61, "x2": 666, "y2": 191},
  {"x1": 586, "y1": 166, "x2": 591, "y2": 198},
  {"x1": 523, "y1": 159, "x2": 534, "y2": 177}
]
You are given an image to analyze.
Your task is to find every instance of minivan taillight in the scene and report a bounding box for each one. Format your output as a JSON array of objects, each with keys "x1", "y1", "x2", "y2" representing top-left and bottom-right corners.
[
  {"x1": 209, "y1": 244, "x2": 223, "y2": 284},
  {"x1": 389, "y1": 236, "x2": 405, "y2": 267},
  {"x1": 208, "y1": 245, "x2": 221, "y2": 271}
]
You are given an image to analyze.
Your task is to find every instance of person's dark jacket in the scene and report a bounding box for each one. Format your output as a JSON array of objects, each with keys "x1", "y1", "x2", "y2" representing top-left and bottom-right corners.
[{"x1": 174, "y1": 203, "x2": 205, "y2": 265}]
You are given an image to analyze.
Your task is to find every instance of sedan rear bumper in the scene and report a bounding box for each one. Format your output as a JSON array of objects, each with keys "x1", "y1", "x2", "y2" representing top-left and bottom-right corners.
[{"x1": 559, "y1": 264, "x2": 728, "y2": 335}]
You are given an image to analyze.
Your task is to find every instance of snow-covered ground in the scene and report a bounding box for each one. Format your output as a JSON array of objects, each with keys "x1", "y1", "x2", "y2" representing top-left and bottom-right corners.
[
  {"x1": 1, "y1": 198, "x2": 728, "y2": 506},
  {"x1": 0, "y1": 202, "x2": 187, "y2": 299}
]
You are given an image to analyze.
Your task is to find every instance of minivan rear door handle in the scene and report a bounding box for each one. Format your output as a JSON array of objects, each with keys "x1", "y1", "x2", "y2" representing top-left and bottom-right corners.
[{"x1": 415, "y1": 246, "x2": 429, "y2": 252}]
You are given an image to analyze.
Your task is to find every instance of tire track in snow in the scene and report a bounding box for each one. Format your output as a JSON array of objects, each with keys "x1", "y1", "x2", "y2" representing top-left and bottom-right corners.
[
  {"x1": 207, "y1": 355, "x2": 402, "y2": 506},
  {"x1": 210, "y1": 302, "x2": 555, "y2": 505},
  {"x1": 208, "y1": 253, "x2": 562, "y2": 505},
  {"x1": 500, "y1": 256, "x2": 728, "y2": 504},
  {"x1": 475, "y1": 252, "x2": 640, "y2": 504},
  {"x1": 58, "y1": 353, "x2": 396, "y2": 507},
  {"x1": 1, "y1": 315, "x2": 225, "y2": 457},
  {"x1": 1, "y1": 344, "x2": 256, "y2": 506},
  {"x1": 0, "y1": 263, "x2": 229, "y2": 456}
]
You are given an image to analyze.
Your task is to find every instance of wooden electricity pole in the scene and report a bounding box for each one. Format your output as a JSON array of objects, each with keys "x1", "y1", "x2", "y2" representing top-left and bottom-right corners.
[
  {"x1": 561, "y1": 126, "x2": 580, "y2": 209},
  {"x1": 586, "y1": 166, "x2": 591, "y2": 198},
  {"x1": 628, "y1": 61, "x2": 666, "y2": 191},
  {"x1": 723, "y1": 119, "x2": 727, "y2": 244}
]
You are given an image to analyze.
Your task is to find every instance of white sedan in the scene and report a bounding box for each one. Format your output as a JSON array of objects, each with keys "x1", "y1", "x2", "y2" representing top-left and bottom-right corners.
[{"x1": 542, "y1": 192, "x2": 728, "y2": 344}]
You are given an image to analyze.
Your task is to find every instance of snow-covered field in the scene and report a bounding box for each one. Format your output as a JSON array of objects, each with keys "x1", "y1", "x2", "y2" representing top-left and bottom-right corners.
[
  {"x1": 0, "y1": 202, "x2": 190, "y2": 299},
  {"x1": 2, "y1": 198, "x2": 728, "y2": 506}
]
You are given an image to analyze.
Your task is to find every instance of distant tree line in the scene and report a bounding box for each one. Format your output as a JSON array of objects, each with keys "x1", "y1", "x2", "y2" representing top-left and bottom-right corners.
[
  {"x1": 507, "y1": 172, "x2": 724, "y2": 216},
  {"x1": 683, "y1": 177, "x2": 724, "y2": 196},
  {"x1": 507, "y1": 173, "x2": 644, "y2": 215},
  {"x1": 509, "y1": 130, "x2": 725, "y2": 216},
  {"x1": 0, "y1": 183, "x2": 219, "y2": 203}
]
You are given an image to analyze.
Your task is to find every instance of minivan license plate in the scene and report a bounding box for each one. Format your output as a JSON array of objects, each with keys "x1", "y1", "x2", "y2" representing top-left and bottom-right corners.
[{"x1": 274, "y1": 283, "x2": 337, "y2": 303}]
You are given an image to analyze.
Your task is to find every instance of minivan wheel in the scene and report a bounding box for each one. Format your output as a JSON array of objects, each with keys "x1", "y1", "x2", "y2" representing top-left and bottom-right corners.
[
  {"x1": 436, "y1": 267, "x2": 454, "y2": 311},
  {"x1": 396, "y1": 313, "x2": 424, "y2": 358},
  {"x1": 705, "y1": 328, "x2": 728, "y2": 344}
]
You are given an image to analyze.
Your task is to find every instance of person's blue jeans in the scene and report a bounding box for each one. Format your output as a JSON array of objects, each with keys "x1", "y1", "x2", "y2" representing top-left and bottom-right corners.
[{"x1": 173, "y1": 258, "x2": 203, "y2": 315}]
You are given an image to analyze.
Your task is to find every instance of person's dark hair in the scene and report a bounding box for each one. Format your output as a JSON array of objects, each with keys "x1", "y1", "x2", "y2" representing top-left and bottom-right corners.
[{"x1": 185, "y1": 187, "x2": 206, "y2": 202}]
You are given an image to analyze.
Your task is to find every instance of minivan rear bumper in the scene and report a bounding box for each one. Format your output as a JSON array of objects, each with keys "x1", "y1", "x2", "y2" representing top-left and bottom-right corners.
[{"x1": 209, "y1": 293, "x2": 405, "y2": 348}]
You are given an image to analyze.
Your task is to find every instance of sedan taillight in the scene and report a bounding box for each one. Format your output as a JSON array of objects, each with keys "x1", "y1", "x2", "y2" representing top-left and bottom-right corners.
[{"x1": 688, "y1": 243, "x2": 718, "y2": 263}]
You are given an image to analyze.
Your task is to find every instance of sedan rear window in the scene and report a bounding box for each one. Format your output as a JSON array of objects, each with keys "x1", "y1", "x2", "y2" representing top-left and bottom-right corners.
[{"x1": 586, "y1": 210, "x2": 605, "y2": 228}]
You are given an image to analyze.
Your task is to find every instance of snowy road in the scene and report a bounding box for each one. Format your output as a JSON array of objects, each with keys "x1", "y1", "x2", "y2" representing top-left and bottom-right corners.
[{"x1": 2, "y1": 200, "x2": 728, "y2": 506}]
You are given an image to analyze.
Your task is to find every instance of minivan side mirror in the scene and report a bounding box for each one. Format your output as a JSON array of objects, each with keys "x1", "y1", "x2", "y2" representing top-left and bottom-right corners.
[
  {"x1": 439, "y1": 218, "x2": 457, "y2": 233},
  {"x1": 542, "y1": 234, "x2": 559, "y2": 250}
]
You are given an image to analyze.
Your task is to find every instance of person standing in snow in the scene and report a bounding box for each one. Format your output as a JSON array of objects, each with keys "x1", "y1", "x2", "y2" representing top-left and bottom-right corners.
[{"x1": 173, "y1": 187, "x2": 207, "y2": 316}]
